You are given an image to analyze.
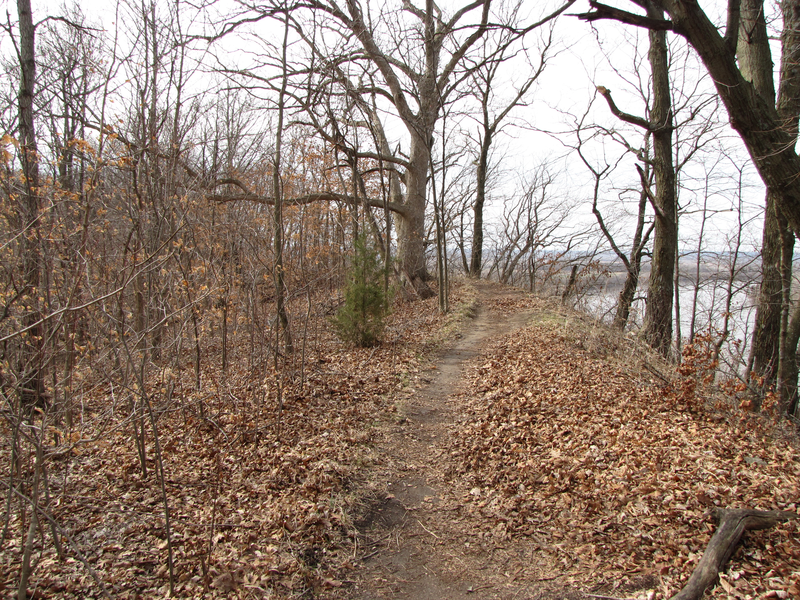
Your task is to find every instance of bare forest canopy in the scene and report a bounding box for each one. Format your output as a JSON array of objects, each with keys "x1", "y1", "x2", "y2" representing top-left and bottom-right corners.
[{"x1": 1, "y1": 0, "x2": 800, "y2": 597}]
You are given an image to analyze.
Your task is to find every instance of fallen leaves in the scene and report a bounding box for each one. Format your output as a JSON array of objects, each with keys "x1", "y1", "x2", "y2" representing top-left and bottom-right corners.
[
  {"x1": 446, "y1": 311, "x2": 800, "y2": 598},
  {"x1": 0, "y1": 285, "x2": 466, "y2": 598},
  {"x1": 3, "y1": 282, "x2": 799, "y2": 599}
]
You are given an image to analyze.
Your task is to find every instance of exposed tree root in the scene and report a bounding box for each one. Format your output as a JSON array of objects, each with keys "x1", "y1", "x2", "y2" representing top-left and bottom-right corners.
[{"x1": 670, "y1": 508, "x2": 797, "y2": 600}]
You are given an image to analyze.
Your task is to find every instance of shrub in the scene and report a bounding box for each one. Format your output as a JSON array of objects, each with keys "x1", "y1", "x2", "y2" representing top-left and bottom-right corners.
[{"x1": 331, "y1": 235, "x2": 391, "y2": 347}]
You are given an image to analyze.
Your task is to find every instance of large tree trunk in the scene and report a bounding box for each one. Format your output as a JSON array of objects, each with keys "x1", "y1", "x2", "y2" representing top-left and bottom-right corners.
[
  {"x1": 739, "y1": 0, "x2": 784, "y2": 400},
  {"x1": 642, "y1": 4, "x2": 677, "y2": 357},
  {"x1": 470, "y1": 133, "x2": 491, "y2": 278},
  {"x1": 738, "y1": 0, "x2": 800, "y2": 408},
  {"x1": 395, "y1": 122, "x2": 435, "y2": 299},
  {"x1": 749, "y1": 200, "x2": 786, "y2": 388},
  {"x1": 17, "y1": 0, "x2": 44, "y2": 406}
]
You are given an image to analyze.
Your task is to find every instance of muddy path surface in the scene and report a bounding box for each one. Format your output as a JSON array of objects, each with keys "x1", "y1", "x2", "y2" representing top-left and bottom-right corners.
[{"x1": 345, "y1": 282, "x2": 574, "y2": 600}]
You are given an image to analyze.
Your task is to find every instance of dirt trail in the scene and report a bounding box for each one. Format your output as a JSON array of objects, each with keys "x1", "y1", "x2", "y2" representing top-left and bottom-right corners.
[{"x1": 347, "y1": 282, "x2": 564, "y2": 600}]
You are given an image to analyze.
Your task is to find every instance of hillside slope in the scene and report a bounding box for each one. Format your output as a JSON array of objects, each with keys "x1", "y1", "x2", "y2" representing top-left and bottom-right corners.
[{"x1": 447, "y1": 297, "x2": 799, "y2": 598}]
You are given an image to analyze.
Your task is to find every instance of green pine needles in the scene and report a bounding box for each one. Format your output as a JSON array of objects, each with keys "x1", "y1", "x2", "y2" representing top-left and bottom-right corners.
[{"x1": 332, "y1": 235, "x2": 391, "y2": 347}]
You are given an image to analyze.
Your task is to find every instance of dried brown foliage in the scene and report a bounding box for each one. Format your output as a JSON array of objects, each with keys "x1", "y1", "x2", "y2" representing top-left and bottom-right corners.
[
  {"x1": 446, "y1": 303, "x2": 799, "y2": 599},
  {"x1": 0, "y1": 286, "x2": 463, "y2": 598},
  {"x1": 3, "y1": 284, "x2": 799, "y2": 600}
]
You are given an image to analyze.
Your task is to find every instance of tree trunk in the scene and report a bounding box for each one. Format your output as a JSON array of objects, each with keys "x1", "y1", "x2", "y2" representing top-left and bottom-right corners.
[
  {"x1": 737, "y1": 0, "x2": 800, "y2": 409},
  {"x1": 396, "y1": 132, "x2": 435, "y2": 299},
  {"x1": 642, "y1": 4, "x2": 677, "y2": 357},
  {"x1": 780, "y1": 297, "x2": 800, "y2": 415},
  {"x1": 613, "y1": 176, "x2": 650, "y2": 330},
  {"x1": 274, "y1": 9, "x2": 293, "y2": 354},
  {"x1": 739, "y1": 0, "x2": 784, "y2": 401},
  {"x1": 774, "y1": 0, "x2": 800, "y2": 411},
  {"x1": 16, "y1": 0, "x2": 44, "y2": 407},
  {"x1": 749, "y1": 199, "x2": 785, "y2": 390},
  {"x1": 470, "y1": 133, "x2": 491, "y2": 278},
  {"x1": 614, "y1": 267, "x2": 641, "y2": 329}
]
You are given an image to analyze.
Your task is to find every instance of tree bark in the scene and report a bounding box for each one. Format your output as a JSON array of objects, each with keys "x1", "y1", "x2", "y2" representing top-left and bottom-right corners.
[
  {"x1": 613, "y1": 171, "x2": 651, "y2": 330},
  {"x1": 642, "y1": 3, "x2": 677, "y2": 357},
  {"x1": 396, "y1": 130, "x2": 435, "y2": 297},
  {"x1": 736, "y1": 0, "x2": 800, "y2": 409},
  {"x1": 774, "y1": 0, "x2": 800, "y2": 411},
  {"x1": 669, "y1": 508, "x2": 797, "y2": 600},
  {"x1": 273, "y1": 9, "x2": 293, "y2": 354},
  {"x1": 16, "y1": 0, "x2": 44, "y2": 406},
  {"x1": 749, "y1": 200, "x2": 785, "y2": 391},
  {"x1": 738, "y1": 0, "x2": 786, "y2": 401},
  {"x1": 470, "y1": 133, "x2": 491, "y2": 278}
]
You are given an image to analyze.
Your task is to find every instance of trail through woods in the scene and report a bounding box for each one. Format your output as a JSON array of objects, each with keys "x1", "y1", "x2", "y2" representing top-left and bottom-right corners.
[
  {"x1": 343, "y1": 282, "x2": 800, "y2": 600},
  {"x1": 347, "y1": 282, "x2": 555, "y2": 599},
  {"x1": 2, "y1": 280, "x2": 799, "y2": 599}
]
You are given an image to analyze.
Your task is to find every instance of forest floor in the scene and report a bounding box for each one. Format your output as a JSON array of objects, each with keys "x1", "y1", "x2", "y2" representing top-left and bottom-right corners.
[
  {"x1": 339, "y1": 280, "x2": 800, "y2": 600},
  {"x1": 2, "y1": 279, "x2": 799, "y2": 599}
]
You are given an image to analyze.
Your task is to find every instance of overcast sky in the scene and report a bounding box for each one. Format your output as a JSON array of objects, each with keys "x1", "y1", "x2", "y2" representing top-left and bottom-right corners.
[{"x1": 0, "y1": 0, "x2": 769, "y2": 252}]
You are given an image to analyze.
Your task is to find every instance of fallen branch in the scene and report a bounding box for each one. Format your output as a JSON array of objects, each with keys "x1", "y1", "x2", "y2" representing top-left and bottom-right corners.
[{"x1": 670, "y1": 508, "x2": 797, "y2": 600}]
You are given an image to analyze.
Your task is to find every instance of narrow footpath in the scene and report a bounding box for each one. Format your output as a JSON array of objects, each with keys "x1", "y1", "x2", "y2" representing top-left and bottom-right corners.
[{"x1": 347, "y1": 282, "x2": 573, "y2": 600}]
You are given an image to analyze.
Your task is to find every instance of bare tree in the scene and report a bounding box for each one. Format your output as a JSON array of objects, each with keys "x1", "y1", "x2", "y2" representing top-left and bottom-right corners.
[
  {"x1": 578, "y1": 1, "x2": 800, "y2": 242},
  {"x1": 592, "y1": 1, "x2": 676, "y2": 356},
  {"x1": 571, "y1": 97, "x2": 655, "y2": 330},
  {"x1": 466, "y1": 16, "x2": 553, "y2": 278},
  {"x1": 14, "y1": 0, "x2": 44, "y2": 408},
  {"x1": 487, "y1": 164, "x2": 581, "y2": 290},
  {"x1": 209, "y1": 0, "x2": 576, "y2": 298},
  {"x1": 736, "y1": 0, "x2": 800, "y2": 410},
  {"x1": 272, "y1": 7, "x2": 294, "y2": 356}
]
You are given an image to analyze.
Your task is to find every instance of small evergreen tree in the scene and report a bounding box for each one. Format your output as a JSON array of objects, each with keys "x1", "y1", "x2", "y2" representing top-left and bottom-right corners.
[{"x1": 332, "y1": 235, "x2": 391, "y2": 347}]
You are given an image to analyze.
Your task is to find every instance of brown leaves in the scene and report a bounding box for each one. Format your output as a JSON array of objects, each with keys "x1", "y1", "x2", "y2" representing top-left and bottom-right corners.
[
  {"x1": 446, "y1": 315, "x2": 800, "y2": 598},
  {"x1": 0, "y1": 287, "x2": 460, "y2": 598}
]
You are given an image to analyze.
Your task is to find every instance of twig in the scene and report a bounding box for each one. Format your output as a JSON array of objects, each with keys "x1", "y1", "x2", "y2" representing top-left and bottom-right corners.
[
  {"x1": 363, "y1": 531, "x2": 393, "y2": 547},
  {"x1": 2, "y1": 481, "x2": 112, "y2": 599},
  {"x1": 143, "y1": 386, "x2": 175, "y2": 596},
  {"x1": 643, "y1": 361, "x2": 669, "y2": 383},
  {"x1": 416, "y1": 519, "x2": 440, "y2": 539}
]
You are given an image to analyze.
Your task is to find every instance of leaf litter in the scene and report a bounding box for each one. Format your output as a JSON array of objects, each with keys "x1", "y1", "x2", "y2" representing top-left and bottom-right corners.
[
  {"x1": 446, "y1": 296, "x2": 800, "y2": 599},
  {"x1": 1, "y1": 281, "x2": 798, "y2": 599},
  {"x1": 0, "y1": 285, "x2": 462, "y2": 599}
]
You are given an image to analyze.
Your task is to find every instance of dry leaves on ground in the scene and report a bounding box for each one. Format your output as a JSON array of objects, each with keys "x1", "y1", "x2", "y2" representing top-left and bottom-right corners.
[
  {"x1": 446, "y1": 308, "x2": 800, "y2": 599},
  {"x1": 0, "y1": 285, "x2": 468, "y2": 599}
]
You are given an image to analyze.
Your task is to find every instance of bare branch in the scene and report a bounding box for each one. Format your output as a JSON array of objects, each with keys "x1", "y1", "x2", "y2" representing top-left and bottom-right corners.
[
  {"x1": 208, "y1": 190, "x2": 407, "y2": 215},
  {"x1": 596, "y1": 85, "x2": 652, "y2": 131},
  {"x1": 575, "y1": 0, "x2": 673, "y2": 31}
]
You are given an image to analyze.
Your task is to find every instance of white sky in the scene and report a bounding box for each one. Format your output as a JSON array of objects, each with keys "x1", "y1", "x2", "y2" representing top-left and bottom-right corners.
[{"x1": 1, "y1": 0, "x2": 770, "y2": 253}]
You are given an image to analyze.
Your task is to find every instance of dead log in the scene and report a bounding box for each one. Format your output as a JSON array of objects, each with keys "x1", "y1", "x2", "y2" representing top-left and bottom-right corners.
[{"x1": 670, "y1": 508, "x2": 797, "y2": 600}]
